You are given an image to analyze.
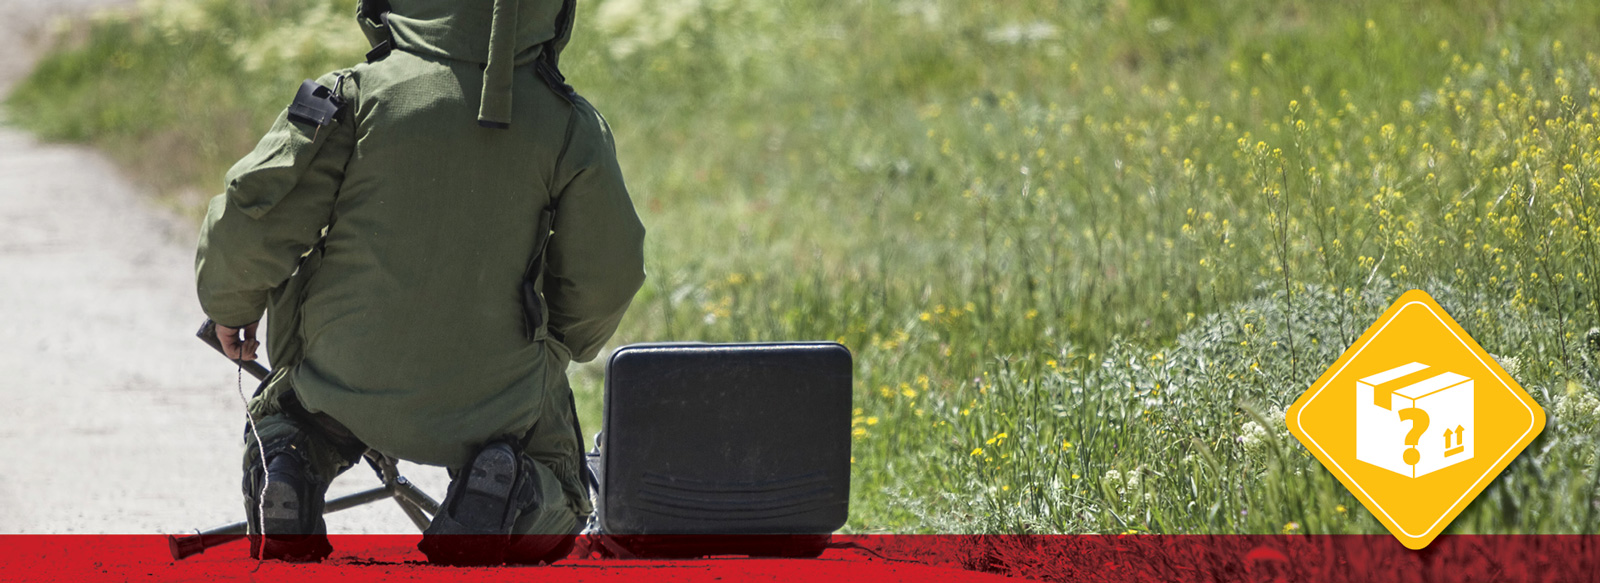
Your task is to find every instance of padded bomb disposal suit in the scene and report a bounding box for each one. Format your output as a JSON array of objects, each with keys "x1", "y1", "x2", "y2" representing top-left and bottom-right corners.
[{"x1": 194, "y1": 0, "x2": 646, "y2": 538}]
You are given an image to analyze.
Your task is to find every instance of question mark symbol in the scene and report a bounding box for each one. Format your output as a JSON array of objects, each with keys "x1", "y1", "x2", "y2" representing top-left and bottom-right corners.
[{"x1": 1398, "y1": 407, "x2": 1430, "y2": 466}]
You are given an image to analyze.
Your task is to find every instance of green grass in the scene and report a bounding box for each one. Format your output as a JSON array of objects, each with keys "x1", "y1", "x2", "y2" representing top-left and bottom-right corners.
[{"x1": 13, "y1": 0, "x2": 1600, "y2": 535}]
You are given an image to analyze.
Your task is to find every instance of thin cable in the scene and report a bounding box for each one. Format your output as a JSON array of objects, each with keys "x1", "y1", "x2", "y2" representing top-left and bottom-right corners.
[{"x1": 237, "y1": 361, "x2": 268, "y2": 568}]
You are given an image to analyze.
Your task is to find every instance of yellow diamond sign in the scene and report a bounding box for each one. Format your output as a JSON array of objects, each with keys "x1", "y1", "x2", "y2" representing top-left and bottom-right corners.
[{"x1": 1285, "y1": 289, "x2": 1545, "y2": 549}]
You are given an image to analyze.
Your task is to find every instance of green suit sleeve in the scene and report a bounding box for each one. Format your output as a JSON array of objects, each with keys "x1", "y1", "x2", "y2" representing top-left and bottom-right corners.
[
  {"x1": 544, "y1": 101, "x2": 647, "y2": 362},
  {"x1": 196, "y1": 72, "x2": 357, "y2": 328}
]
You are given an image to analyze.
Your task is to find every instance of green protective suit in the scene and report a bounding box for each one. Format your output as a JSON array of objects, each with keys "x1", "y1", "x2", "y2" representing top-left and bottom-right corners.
[{"x1": 195, "y1": 0, "x2": 645, "y2": 527}]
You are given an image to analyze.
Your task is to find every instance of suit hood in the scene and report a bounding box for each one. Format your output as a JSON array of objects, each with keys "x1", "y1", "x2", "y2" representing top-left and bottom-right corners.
[{"x1": 357, "y1": 0, "x2": 578, "y2": 128}]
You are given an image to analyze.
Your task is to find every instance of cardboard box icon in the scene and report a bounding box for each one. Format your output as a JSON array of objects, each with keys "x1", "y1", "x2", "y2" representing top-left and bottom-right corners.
[{"x1": 1355, "y1": 362, "x2": 1475, "y2": 478}]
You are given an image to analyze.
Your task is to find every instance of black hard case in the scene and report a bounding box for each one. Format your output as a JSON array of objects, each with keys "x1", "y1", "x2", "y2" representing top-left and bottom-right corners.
[{"x1": 597, "y1": 342, "x2": 853, "y2": 538}]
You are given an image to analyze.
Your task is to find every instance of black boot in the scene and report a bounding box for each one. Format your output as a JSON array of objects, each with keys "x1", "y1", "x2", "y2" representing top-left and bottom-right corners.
[
  {"x1": 418, "y1": 441, "x2": 539, "y2": 566},
  {"x1": 245, "y1": 450, "x2": 333, "y2": 562}
]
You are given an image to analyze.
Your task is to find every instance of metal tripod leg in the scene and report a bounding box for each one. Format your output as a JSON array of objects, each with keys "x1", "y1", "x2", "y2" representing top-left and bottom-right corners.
[{"x1": 366, "y1": 451, "x2": 440, "y2": 531}]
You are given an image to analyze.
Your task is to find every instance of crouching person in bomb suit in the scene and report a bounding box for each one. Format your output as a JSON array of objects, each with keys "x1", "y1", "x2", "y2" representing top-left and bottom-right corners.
[{"x1": 193, "y1": 0, "x2": 646, "y2": 565}]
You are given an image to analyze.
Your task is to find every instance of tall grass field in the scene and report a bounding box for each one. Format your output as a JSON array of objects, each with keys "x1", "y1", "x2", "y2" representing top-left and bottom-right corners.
[{"x1": 13, "y1": 0, "x2": 1600, "y2": 541}]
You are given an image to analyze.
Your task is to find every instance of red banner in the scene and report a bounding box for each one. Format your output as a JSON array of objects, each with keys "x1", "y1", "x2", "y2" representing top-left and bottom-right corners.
[{"x1": 4, "y1": 534, "x2": 1598, "y2": 582}]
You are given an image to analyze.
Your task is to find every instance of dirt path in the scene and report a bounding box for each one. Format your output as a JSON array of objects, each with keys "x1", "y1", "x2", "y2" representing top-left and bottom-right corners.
[{"x1": 0, "y1": 0, "x2": 451, "y2": 536}]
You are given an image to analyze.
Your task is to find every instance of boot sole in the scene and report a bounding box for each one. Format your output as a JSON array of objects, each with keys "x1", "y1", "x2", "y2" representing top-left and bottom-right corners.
[
  {"x1": 252, "y1": 471, "x2": 331, "y2": 562},
  {"x1": 419, "y1": 445, "x2": 521, "y2": 565},
  {"x1": 260, "y1": 480, "x2": 302, "y2": 534},
  {"x1": 451, "y1": 446, "x2": 518, "y2": 532}
]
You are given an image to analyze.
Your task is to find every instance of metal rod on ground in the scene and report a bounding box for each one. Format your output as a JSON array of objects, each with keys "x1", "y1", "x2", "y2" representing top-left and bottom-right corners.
[{"x1": 166, "y1": 485, "x2": 398, "y2": 560}]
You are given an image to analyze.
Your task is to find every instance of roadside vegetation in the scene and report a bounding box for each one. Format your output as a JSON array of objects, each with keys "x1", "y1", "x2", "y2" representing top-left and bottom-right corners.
[{"x1": 12, "y1": 0, "x2": 1600, "y2": 539}]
